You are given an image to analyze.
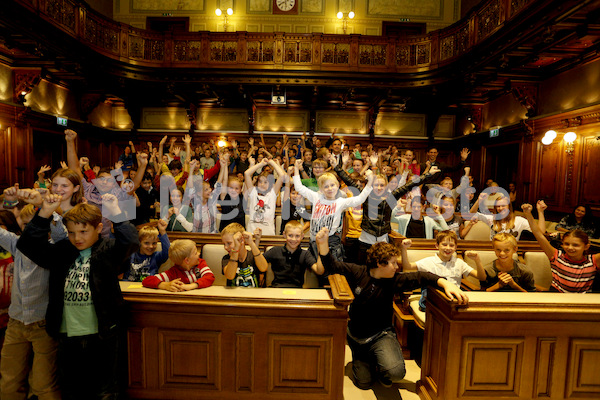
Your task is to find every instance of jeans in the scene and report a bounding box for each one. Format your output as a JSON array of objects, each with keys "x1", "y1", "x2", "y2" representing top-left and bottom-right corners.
[
  {"x1": 0, "y1": 318, "x2": 60, "y2": 400},
  {"x1": 347, "y1": 328, "x2": 406, "y2": 389},
  {"x1": 58, "y1": 330, "x2": 123, "y2": 400},
  {"x1": 310, "y1": 233, "x2": 344, "y2": 286}
]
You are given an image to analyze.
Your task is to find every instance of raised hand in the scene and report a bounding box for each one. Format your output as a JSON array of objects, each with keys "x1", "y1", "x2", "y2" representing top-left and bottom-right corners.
[
  {"x1": 428, "y1": 165, "x2": 441, "y2": 175},
  {"x1": 18, "y1": 189, "x2": 42, "y2": 206},
  {"x1": 294, "y1": 159, "x2": 303, "y2": 170},
  {"x1": 536, "y1": 200, "x2": 547, "y2": 212},
  {"x1": 521, "y1": 203, "x2": 533, "y2": 214},
  {"x1": 460, "y1": 148, "x2": 470, "y2": 161},
  {"x1": 114, "y1": 160, "x2": 123, "y2": 170},
  {"x1": 465, "y1": 251, "x2": 480, "y2": 261},
  {"x1": 157, "y1": 218, "x2": 168, "y2": 235},
  {"x1": 253, "y1": 227, "x2": 262, "y2": 244},
  {"x1": 128, "y1": 140, "x2": 134, "y2": 147},
  {"x1": 3, "y1": 186, "x2": 17, "y2": 202},
  {"x1": 248, "y1": 137, "x2": 254, "y2": 146},
  {"x1": 401, "y1": 238, "x2": 412, "y2": 248},
  {"x1": 315, "y1": 227, "x2": 329, "y2": 246},
  {"x1": 159, "y1": 135, "x2": 168, "y2": 145},
  {"x1": 60, "y1": 161, "x2": 68, "y2": 169},
  {"x1": 101, "y1": 193, "x2": 121, "y2": 216},
  {"x1": 189, "y1": 159, "x2": 200, "y2": 172},
  {"x1": 183, "y1": 134, "x2": 192, "y2": 144},
  {"x1": 173, "y1": 146, "x2": 182, "y2": 157},
  {"x1": 369, "y1": 153, "x2": 378, "y2": 167},
  {"x1": 79, "y1": 157, "x2": 89, "y2": 168},
  {"x1": 64, "y1": 129, "x2": 77, "y2": 142},
  {"x1": 38, "y1": 165, "x2": 52, "y2": 175},
  {"x1": 341, "y1": 150, "x2": 350, "y2": 166},
  {"x1": 137, "y1": 152, "x2": 148, "y2": 166},
  {"x1": 40, "y1": 193, "x2": 63, "y2": 217},
  {"x1": 328, "y1": 153, "x2": 338, "y2": 168},
  {"x1": 232, "y1": 232, "x2": 243, "y2": 252}
]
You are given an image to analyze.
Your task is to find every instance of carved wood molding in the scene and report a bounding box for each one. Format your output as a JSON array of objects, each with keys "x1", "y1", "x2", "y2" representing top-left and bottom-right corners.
[{"x1": 13, "y1": 69, "x2": 42, "y2": 103}]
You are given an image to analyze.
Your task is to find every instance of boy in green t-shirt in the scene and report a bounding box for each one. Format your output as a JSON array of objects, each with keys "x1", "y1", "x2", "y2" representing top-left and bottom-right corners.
[{"x1": 17, "y1": 192, "x2": 138, "y2": 400}]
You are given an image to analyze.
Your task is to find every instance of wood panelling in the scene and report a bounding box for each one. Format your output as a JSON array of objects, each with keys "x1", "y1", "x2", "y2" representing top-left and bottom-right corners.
[
  {"x1": 158, "y1": 330, "x2": 221, "y2": 389},
  {"x1": 538, "y1": 142, "x2": 562, "y2": 205},
  {"x1": 534, "y1": 338, "x2": 556, "y2": 397},
  {"x1": 268, "y1": 334, "x2": 332, "y2": 393},
  {"x1": 581, "y1": 136, "x2": 600, "y2": 208},
  {"x1": 459, "y1": 338, "x2": 523, "y2": 395},
  {"x1": 123, "y1": 283, "x2": 348, "y2": 400},
  {"x1": 566, "y1": 339, "x2": 600, "y2": 397},
  {"x1": 418, "y1": 290, "x2": 600, "y2": 400},
  {"x1": 235, "y1": 333, "x2": 254, "y2": 392}
]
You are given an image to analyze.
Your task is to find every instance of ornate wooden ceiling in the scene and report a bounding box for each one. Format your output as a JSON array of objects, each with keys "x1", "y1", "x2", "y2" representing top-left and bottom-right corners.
[{"x1": 1, "y1": 0, "x2": 600, "y2": 130}]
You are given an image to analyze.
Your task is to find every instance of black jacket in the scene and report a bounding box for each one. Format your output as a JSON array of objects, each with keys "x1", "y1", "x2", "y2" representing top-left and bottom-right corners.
[
  {"x1": 334, "y1": 165, "x2": 435, "y2": 238},
  {"x1": 17, "y1": 213, "x2": 139, "y2": 338}
]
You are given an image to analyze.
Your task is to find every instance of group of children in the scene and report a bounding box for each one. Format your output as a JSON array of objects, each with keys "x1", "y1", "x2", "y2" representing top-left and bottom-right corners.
[{"x1": 0, "y1": 129, "x2": 598, "y2": 398}]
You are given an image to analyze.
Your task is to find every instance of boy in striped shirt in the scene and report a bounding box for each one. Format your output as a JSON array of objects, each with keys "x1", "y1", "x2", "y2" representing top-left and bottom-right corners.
[{"x1": 142, "y1": 239, "x2": 215, "y2": 291}]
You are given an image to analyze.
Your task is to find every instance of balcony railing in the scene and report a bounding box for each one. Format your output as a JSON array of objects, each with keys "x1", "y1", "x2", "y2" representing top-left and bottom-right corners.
[{"x1": 17, "y1": 0, "x2": 534, "y2": 73}]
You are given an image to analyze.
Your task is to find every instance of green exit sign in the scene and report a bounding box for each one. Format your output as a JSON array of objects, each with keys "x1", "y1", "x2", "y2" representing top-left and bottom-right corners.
[
  {"x1": 57, "y1": 117, "x2": 68, "y2": 126},
  {"x1": 490, "y1": 127, "x2": 499, "y2": 137}
]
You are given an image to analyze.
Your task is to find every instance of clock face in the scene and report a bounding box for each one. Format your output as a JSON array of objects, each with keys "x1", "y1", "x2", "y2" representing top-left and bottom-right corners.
[
  {"x1": 274, "y1": 0, "x2": 296, "y2": 12},
  {"x1": 276, "y1": 0, "x2": 295, "y2": 11}
]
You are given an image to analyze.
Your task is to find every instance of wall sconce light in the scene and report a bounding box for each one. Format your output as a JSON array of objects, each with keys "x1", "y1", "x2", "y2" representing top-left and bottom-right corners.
[
  {"x1": 215, "y1": 8, "x2": 233, "y2": 32},
  {"x1": 563, "y1": 131, "x2": 576, "y2": 155},
  {"x1": 336, "y1": 11, "x2": 355, "y2": 34},
  {"x1": 541, "y1": 129, "x2": 577, "y2": 155}
]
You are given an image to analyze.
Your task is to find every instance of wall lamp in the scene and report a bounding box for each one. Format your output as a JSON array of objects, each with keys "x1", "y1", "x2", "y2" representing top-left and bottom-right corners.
[
  {"x1": 541, "y1": 130, "x2": 577, "y2": 155},
  {"x1": 215, "y1": 8, "x2": 233, "y2": 32},
  {"x1": 336, "y1": 11, "x2": 355, "y2": 34}
]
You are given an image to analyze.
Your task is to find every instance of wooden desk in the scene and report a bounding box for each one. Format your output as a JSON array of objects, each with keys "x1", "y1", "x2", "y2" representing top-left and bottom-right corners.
[
  {"x1": 418, "y1": 289, "x2": 600, "y2": 400},
  {"x1": 121, "y1": 282, "x2": 349, "y2": 400}
]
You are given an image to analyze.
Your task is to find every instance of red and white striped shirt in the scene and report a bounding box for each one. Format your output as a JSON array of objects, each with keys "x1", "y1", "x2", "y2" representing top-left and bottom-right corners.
[
  {"x1": 142, "y1": 259, "x2": 215, "y2": 289},
  {"x1": 550, "y1": 249, "x2": 598, "y2": 293}
]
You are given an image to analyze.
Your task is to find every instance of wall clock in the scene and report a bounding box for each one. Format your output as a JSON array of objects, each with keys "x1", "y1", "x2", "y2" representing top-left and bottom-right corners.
[{"x1": 273, "y1": 0, "x2": 298, "y2": 14}]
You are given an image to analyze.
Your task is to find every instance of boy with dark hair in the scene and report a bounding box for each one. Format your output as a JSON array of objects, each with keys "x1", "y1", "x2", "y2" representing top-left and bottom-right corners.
[
  {"x1": 314, "y1": 227, "x2": 467, "y2": 390},
  {"x1": 264, "y1": 221, "x2": 323, "y2": 288},
  {"x1": 16, "y1": 193, "x2": 139, "y2": 400}
]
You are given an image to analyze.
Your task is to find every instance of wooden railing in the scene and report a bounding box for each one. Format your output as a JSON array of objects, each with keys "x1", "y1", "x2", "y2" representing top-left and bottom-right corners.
[{"x1": 14, "y1": 0, "x2": 536, "y2": 74}]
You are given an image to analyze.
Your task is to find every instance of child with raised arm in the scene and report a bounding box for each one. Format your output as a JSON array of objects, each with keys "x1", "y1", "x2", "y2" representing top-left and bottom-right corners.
[
  {"x1": 142, "y1": 239, "x2": 214, "y2": 291},
  {"x1": 522, "y1": 202, "x2": 600, "y2": 292},
  {"x1": 16, "y1": 193, "x2": 138, "y2": 400},
  {"x1": 219, "y1": 154, "x2": 246, "y2": 231},
  {"x1": 482, "y1": 233, "x2": 535, "y2": 292},
  {"x1": 264, "y1": 221, "x2": 323, "y2": 288},
  {"x1": 244, "y1": 157, "x2": 286, "y2": 235},
  {"x1": 124, "y1": 219, "x2": 170, "y2": 282},
  {"x1": 221, "y1": 223, "x2": 268, "y2": 287},
  {"x1": 315, "y1": 227, "x2": 468, "y2": 389},
  {"x1": 332, "y1": 152, "x2": 441, "y2": 263},
  {"x1": 294, "y1": 159, "x2": 375, "y2": 261},
  {"x1": 280, "y1": 166, "x2": 310, "y2": 234},
  {"x1": 0, "y1": 204, "x2": 61, "y2": 400},
  {"x1": 401, "y1": 230, "x2": 485, "y2": 310},
  {"x1": 470, "y1": 193, "x2": 546, "y2": 240}
]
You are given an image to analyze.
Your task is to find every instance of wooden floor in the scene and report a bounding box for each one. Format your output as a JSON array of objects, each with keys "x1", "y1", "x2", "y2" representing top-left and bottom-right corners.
[{"x1": 343, "y1": 345, "x2": 421, "y2": 400}]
